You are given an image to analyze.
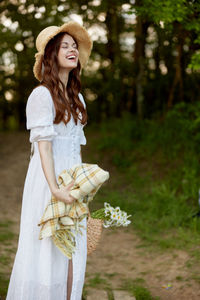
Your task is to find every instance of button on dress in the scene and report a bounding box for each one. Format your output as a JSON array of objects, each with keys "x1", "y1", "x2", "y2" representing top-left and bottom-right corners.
[{"x1": 6, "y1": 85, "x2": 87, "y2": 300}]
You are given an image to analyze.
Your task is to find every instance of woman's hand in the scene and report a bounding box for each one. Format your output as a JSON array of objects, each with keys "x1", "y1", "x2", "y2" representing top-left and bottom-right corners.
[{"x1": 52, "y1": 181, "x2": 76, "y2": 204}]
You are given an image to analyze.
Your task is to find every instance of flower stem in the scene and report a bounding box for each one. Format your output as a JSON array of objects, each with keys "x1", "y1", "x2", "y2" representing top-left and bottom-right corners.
[{"x1": 91, "y1": 208, "x2": 106, "y2": 219}]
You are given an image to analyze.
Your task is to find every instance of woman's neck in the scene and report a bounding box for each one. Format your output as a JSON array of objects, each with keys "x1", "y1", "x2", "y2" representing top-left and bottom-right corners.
[{"x1": 58, "y1": 68, "x2": 69, "y2": 87}]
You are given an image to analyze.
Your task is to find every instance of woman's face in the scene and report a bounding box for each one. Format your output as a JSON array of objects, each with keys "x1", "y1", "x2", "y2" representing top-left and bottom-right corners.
[{"x1": 57, "y1": 34, "x2": 79, "y2": 71}]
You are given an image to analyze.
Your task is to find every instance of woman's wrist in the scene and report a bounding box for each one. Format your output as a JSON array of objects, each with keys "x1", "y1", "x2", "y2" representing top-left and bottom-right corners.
[{"x1": 51, "y1": 186, "x2": 59, "y2": 196}]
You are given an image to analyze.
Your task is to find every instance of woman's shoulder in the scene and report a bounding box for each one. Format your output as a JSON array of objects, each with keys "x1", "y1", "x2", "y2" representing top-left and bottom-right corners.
[
  {"x1": 29, "y1": 85, "x2": 51, "y2": 99},
  {"x1": 27, "y1": 85, "x2": 53, "y2": 108},
  {"x1": 26, "y1": 85, "x2": 55, "y2": 127}
]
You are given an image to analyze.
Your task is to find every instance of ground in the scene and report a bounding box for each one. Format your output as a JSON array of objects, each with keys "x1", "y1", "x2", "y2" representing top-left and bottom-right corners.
[{"x1": 0, "y1": 132, "x2": 200, "y2": 299}]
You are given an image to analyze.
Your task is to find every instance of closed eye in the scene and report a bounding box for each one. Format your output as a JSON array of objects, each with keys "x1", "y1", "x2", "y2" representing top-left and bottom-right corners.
[{"x1": 61, "y1": 42, "x2": 78, "y2": 49}]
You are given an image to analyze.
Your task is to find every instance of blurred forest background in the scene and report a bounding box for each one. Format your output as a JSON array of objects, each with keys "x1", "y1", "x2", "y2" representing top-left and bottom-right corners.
[
  {"x1": 1, "y1": 1, "x2": 200, "y2": 298},
  {"x1": 1, "y1": 0, "x2": 200, "y2": 128}
]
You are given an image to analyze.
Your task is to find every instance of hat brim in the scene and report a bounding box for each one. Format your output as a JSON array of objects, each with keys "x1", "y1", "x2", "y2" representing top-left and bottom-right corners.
[{"x1": 33, "y1": 21, "x2": 93, "y2": 81}]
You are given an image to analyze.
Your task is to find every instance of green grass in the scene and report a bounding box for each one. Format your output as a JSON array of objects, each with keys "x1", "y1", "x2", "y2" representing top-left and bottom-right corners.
[
  {"x1": 121, "y1": 278, "x2": 160, "y2": 300},
  {"x1": 0, "y1": 272, "x2": 9, "y2": 298},
  {"x1": 0, "y1": 220, "x2": 16, "y2": 298},
  {"x1": 107, "y1": 290, "x2": 114, "y2": 300},
  {"x1": 84, "y1": 273, "x2": 112, "y2": 299},
  {"x1": 82, "y1": 285, "x2": 87, "y2": 300},
  {"x1": 85, "y1": 272, "x2": 111, "y2": 290},
  {"x1": 0, "y1": 221, "x2": 15, "y2": 243},
  {"x1": 176, "y1": 275, "x2": 184, "y2": 281},
  {"x1": 104, "y1": 272, "x2": 118, "y2": 278},
  {"x1": 0, "y1": 255, "x2": 10, "y2": 266},
  {"x1": 85, "y1": 274, "x2": 156, "y2": 299},
  {"x1": 86, "y1": 103, "x2": 200, "y2": 253},
  {"x1": 190, "y1": 274, "x2": 200, "y2": 283}
]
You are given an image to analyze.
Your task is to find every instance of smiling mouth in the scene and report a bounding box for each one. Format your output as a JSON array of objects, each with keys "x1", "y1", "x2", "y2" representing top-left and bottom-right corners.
[{"x1": 66, "y1": 55, "x2": 77, "y2": 60}]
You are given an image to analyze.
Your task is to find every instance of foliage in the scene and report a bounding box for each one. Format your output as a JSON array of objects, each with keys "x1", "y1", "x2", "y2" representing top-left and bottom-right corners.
[
  {"x1": 88, "y1": 102, "x2": 200, "y2": 249},
  {"x1": 1, "y1": 0, "x2": 200, "y2": 127},
  {"x1": 189, "y1": 50, "x2": 200, "y2": 71},
  {"x1": 134, "y1": 0, "x2": 189, "y2": 23}
]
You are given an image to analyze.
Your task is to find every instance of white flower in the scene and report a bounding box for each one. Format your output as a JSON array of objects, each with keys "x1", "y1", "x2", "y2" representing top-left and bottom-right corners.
[
  {"x1": 107, "y1": 207, "x2": 114, "y2": 215},
  {"x1": 115, "y1": 207, "x2": 120, "y2": 213},
  {"x1": 100, "y1": 203, "x2": 132, "y2": 228},
  {"x1": 115, "y1": 214, "x2": 123, "y2": 225},
  {"x1": 103, "y1": 223, "x2": 110, "y2": 228},
  {"x1": 103, "y1": 219, "x2": 113, "y2": 228},
  {"x1": 121, "y1": 211, "x2": 127, "y2": 218},
  {"x1": 116, "y1": 214, "x2": 121, "y2": 220},
  {"x1": 105, "y1": 210, "x2": 110, "y2": 217},
  {"x1": 123, "y1": 220, "x2": 131, "y2": 226},
  {"x1": 111, "y1": 212, "x2": 118, "y2": 221},
  {"x1": 104, "y1": 202, "x2": 110, "y2": 209}
]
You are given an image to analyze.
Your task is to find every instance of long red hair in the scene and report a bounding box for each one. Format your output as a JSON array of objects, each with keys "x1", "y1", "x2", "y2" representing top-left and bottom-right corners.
[{"x1": 40, "y1": 32, "x2": 87, "y2": 125}]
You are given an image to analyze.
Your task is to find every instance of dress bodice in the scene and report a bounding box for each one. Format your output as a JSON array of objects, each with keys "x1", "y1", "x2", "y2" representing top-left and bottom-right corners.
[
  {"x1": 26, "y1": 85, "x2": 86, "y2": 145},
  {"x1": 26, "y1": 85, "x2": 87, "y2": 172}
]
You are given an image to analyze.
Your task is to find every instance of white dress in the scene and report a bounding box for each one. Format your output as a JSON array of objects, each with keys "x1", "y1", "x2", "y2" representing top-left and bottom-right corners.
[{"x1": 6, "y1": 85, "x2": 88, "y2": 300}]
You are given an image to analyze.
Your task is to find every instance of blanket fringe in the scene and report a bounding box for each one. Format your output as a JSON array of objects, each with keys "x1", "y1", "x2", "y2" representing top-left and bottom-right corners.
[{"x1": 53, "y1": 229, "x2": 76, "y2": 259}]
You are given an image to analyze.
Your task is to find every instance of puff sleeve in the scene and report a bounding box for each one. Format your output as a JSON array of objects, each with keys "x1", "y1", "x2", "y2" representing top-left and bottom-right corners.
[
  {"x1": 26, "y1": 86, "x2": 57, "y2": 143},
  {"x1": 78, "y1": 93, "x2": 87, "y2": 145}
]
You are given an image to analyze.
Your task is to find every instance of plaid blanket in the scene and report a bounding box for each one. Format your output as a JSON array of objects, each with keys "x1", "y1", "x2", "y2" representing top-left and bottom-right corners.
[{"x1": 38, "y1": 163, "x2": 109, "y2": 258}]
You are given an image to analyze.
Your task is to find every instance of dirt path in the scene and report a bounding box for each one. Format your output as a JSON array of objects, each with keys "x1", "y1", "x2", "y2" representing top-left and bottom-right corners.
[
  {"x1": 86, "y1": 228, "x2": 200, "y2": 299},
  {"x1": 0, "y1": 132, "x2": 200, "y2": 299}
]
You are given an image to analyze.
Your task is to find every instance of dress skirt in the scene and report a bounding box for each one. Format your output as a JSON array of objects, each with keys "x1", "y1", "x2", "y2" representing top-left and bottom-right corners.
[{"x1": 6, "y1": 138, "x2": 87, "y2": 300}]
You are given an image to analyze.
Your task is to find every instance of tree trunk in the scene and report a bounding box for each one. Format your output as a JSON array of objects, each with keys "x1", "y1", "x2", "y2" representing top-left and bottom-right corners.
[
  {"x1": 133, "y1": 1, "x2": 149, "y2": 118},
  {"x1": 105, "y1": 0, "x2": 124, "y2": 117},
  {"x1": 167, "y1": 23, "x2": 184, "y2": 108},
  {"x1": 136, "y1": 56, "x2": 145, "y2": 118}
]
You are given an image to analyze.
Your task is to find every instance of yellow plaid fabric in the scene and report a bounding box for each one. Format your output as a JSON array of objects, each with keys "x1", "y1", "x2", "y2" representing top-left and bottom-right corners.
[{"x1": 38, "y1": 163, "x2": 109, "y2": 258}]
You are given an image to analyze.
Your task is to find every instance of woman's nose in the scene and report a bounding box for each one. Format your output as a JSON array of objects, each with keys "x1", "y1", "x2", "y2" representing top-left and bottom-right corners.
[
  {"x1": 69, "y1": 46, "x2": 78, "y2": 53},
  {"x1": 68, "y1": 46, "x2": 76, "y2": 52}
]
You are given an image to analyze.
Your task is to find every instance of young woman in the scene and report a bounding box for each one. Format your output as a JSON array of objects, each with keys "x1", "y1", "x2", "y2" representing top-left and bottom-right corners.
[{"x1": 6, "y1": 22, "x2": 92, "y2": 300}]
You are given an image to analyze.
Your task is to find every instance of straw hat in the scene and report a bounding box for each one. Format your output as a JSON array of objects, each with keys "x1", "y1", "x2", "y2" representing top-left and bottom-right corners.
[{"x1": 33, "y1": 21, "x2": 93, "y2": 81}]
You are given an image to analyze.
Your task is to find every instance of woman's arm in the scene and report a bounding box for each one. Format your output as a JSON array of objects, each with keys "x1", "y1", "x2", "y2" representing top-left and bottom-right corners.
[{"x1": 38, "y1": 140, "x2": 75, "y2": 204}]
